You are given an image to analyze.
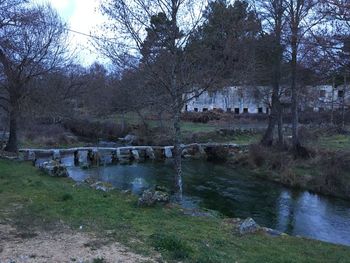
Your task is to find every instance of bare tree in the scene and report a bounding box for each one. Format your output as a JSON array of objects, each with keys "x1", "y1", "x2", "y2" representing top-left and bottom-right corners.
[
  {"x1": 26, "y1": 64, "x2": 86, "y2": 121},
  {"x1": 0, "y1": 2, "x2": 69, "y2": 152},
  {"x1": 322, "y1": 0, "x2": 350, "y2": 28},
  {"x1": 285, "y1": 0, "x2": 321, "y2": 153},
  {"x1": 254, "y1": 0, "x2": 287, "y2": 146},
  {"x1": 319, "y1": 0, "x2": 350, "y2": 129},
  {"x1": 112, "y1": 68, "x2": 154, "y2": 130},
  {"x1": 96, "y1": 0, "x2": 218, "y2": 199}
]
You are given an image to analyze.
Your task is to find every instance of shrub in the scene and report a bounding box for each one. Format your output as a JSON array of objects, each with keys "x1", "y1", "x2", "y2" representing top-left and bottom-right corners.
[
  {"x1": 23, "y1": 124, "x2": 66, "y2": 140},
  {"x1": 20, "y1": 123, "x2": 79, "y2": 147},
  {"x1": 181, "y1": 111, "x2": 222, "y2": 123},
  {"x1": 63, "y1": 119, "x2": 129, "y2": 141},
  {"x1": 315, "y1": 151, "x2": 350, "y2": 197},
  {"x1": 248, "y1": 144, "x2": 268, "y2": 167},
  {"x1": 92, "y1": 258, "x2": 106, "y2": 263},
  {"x1": 280, "y1": 168, "x2": 298, "y2": 187},
  {"x1": 61, "y1": 193, "x2": 73, "y2": 202},
  {"x1": 150, "y1": 232, "x2": 192, "y2": 260},
  {"x1": 205, "y1": 146, "x2": 229, "y2": 162},
  {"x1": 248, "y1": 144, "x2": 293, "y2": 171},
  {"x1": 298, "y1": 126, "x2": 316, "y2": 144}
]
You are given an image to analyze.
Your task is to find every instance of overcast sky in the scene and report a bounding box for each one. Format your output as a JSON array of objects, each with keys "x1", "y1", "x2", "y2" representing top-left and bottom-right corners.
[{"x1": 36, "y1": 0, "x2": 106, "y2": 66}]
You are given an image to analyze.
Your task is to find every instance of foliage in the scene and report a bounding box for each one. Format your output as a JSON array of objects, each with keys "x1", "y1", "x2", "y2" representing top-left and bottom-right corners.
[
  {"x1": 187, "y1": 0, "x2": 261, "y2": 87},
  {"x1": 181, "y1": 111, "x2": 222, "y2": 123},
  {"x1": 245, "y1": 143, "x2": 350, "y2": 199},
  {"x1": 63, "y1": 118, "x2": 129, "y2": 141},
  {"x1": 317, "y1": 134, "x2": 350, "y2": 151},
  {"x1": 150, "y1": 232, "x2": 192, "y2": 260},
  {"x1": 0, "y1": 1, "x2": 69, "y2": 152}
]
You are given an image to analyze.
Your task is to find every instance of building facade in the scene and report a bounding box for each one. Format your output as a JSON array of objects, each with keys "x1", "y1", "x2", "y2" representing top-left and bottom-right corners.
[{"x1": 185, "y1": 85, "x2": 349, "y2": 114}]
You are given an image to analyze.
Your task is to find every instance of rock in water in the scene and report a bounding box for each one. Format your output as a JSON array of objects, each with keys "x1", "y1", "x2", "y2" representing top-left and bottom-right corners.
[
  {"x1": 138, "y1": 189, "x2": 170, "y2": 207},
  {"x1": 28, "y1": 150, "x2": 36, "y2": 161},
  {"x1": 146, "y1": 147, "x2": 155, "y2": 160},
  {"x1": 74, "y1": 150, "x2": 80, "y2": 166},
  {"x1": 164, "y1": 147, "x2": 173, "y2": 158},
  {"x1": 239, "y1": 218, "x2": 260, "y2": 235},
  {"x1": 52, "y1": 149, "x2": 61, "y2": 161},
  {"x1": 132, "y1": 149, "x2": 140, "y2": 160},
  {"x1": 40, "y1": 160, "x2": 69, "y2": 177},
  {"x1": 91, "y1": 181, "x2": 114, "y2": 192}
]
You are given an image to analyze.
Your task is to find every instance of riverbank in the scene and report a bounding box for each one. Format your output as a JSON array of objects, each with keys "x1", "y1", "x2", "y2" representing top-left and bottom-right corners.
[
  {"x1": 232, "y1": 144, "x2": 350, "y2": 200},
  {"x1": 0, "y1": 160, "x2": 349, "y2": 262}
]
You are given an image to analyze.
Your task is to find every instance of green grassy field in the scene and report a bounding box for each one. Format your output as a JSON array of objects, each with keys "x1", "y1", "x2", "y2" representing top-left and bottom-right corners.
[
  {"x1": 316, "y1": 134, "x2": 350, "y2": 151},
  {"x1": 108, "y1": 112, "x2": 220, "y2": 132},
  {"x1": 0, "y1": 160, "x2": 349, "y2": 262},
  {"x1": 108, "y1": 112, "x2": 262, "y2": 145}
]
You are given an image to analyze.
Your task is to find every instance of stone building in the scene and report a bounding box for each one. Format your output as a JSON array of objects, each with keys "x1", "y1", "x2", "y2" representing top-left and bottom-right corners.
[
  {"x1": 304, "y1": 85, "x2": 349, "y2": 112},
  {"x1": 186, "y1": 86, "x2": 270, "y2": 114},
  {"x1": 185, "y1": 85, "x2": 349, "y2": 114}
]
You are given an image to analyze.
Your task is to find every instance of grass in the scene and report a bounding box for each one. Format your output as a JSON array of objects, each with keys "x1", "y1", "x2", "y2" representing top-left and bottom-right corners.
[
  {"x1": 0, "y1": 160, "x2": 350, "y2": 262},
  {"x1": 95, "y1": 112, "x2": 261, "y2": 145},
  {"x1": 19, "y1": 140, "x2": 88, "y2": 149},
  {"x1": 184, "y1": 131, "x2": 261, "y2": 145},
  {"x1": 316, "y1": 134, "x2": 350, "y2": 151},
  {"x1": 102, "y1": 112, "x2": 222, "y2": 133},
  {"x1": 244, "y1": 143, "x2": 350, "y2": 200},
  {"x1": 181, "y1": 122, "x2": 218, "y2": 133}
]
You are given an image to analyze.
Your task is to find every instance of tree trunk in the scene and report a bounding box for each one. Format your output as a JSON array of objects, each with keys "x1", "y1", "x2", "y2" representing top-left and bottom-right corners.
[
  {"x1": 158, "y1": 111, "x2": 164, "y2": 129},
  {"x1": 261, "y1": 98, "x2": 277, "y2": 146},
  {"x1": 5, "y1": 104, "x2": 18, "y2": 153},
  {"x1": 341, "y1": 74, "x2": 347, "y2": 130},
  {"x1": 331, "y1": 76, "x2": 335, "y2": 125},
  {"x1": 261, "y1": 77, "x2": 282, "y2": 147},
  {"x1": 136, "y1": 110, "x2": 148, "y2": 130},
  {"x1": 261, "y1": 16, "x2": 283, "y2": 147},
  {"x1": 120, "y1": 112, "x2": 126, "y2": 133},
  {"x1": 291, "y1": 31, "x2": 300, "y2": 151},
  {"x1": 170, "y1": 0, "x2": 183, "y2": 201},
  {"x1": 173, "y1": 109, "x2": 183, "y2": 201},
  {"x1": 277, "y1": 105, "x2": 284, "y2": 145}
]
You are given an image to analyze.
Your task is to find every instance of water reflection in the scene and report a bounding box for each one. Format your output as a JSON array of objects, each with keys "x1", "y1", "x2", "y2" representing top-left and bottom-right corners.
[
  {"x1": 276, "y1": 190, "x2": 294, "y2": 233},
  {"x1": 63, "y1": 159, "x2": 350, "y2": 246}
]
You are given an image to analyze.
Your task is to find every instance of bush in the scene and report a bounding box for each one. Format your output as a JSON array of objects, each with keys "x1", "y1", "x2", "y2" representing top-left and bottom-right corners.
[
  {"x1": 248, "y1": 144, "x2": 268, "y2": 167},
  {"x1": 20, "y1": 123, "x2": 79, "y2": 147},
  {"x1": 133, "y1": 127, "x2": 173, "y2": 146},
  {"x1": 181, "y1": 111, "x2": 222, "y2": 123},
  {"x1": 247, "y1": 143, "x2": 350, "y2": 198},
  {"x1": 205, "y1": 146, "x2": 229, "y2": 162},
  {"x1": 284, "y1": 109, "x2": 350, "y2": 126},
  {"x1": 248, "y1": 144, "x2": 293, "y2": 171},
  {"x1": 63, "y1": 119, "x2": 129, "y2": 141},
  {"x1": 313, "y1": 151, "x2": 350, "y2": 197},
  {"x1": 61, "y1": 193, "x2": 73, "y2": 202},
  {"x1": 92, "y1": 258, "x2": 106, "y2": 263},
  {"x1": 150, "y1": 232, "x2": 192, "y2": 260},
  {"x1": 23, "y1": 124, "x2": 66, "y2": 140}
]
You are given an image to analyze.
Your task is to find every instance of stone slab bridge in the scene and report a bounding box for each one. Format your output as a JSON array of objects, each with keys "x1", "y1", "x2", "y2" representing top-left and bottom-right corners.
[{"x1": 19, "y1": 143, "x2": 247, "y2": 166}]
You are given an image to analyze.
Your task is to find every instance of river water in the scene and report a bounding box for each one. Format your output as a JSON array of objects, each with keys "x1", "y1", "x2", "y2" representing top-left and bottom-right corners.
[{"x1": 55, "y1": 157, "x2": 350, "y2": 246}]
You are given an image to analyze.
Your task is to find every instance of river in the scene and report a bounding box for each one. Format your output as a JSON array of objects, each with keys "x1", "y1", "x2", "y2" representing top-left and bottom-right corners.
[{"x1": 43, "y1": 156, "x2": 350, "y2": 246}]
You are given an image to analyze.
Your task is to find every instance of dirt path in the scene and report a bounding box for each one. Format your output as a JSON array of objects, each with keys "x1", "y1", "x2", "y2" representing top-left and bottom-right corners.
[{"x1": 0, "y1": 224, "x2": 154, "y2": 263}]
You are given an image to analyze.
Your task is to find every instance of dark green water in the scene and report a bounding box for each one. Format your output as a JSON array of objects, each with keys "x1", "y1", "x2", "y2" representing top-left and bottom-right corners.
[{"x1": 64, "y1": 159, "x2": 350, "y2": 246}]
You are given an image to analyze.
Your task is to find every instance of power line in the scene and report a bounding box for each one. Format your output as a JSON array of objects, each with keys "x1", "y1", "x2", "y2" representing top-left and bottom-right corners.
[
  {"x1": 65, "y1": 27, "x2": 101, "y2": 40},
  {"x1": 64, "y1": 26, "x2": 118, "y2": 44}
]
